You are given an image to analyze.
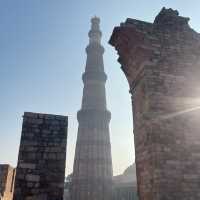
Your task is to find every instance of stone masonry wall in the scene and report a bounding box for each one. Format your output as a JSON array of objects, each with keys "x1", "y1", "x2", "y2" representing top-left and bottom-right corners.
[
  {"x1": 110, "y1": 8, "x2": 200, "y2": 200},
  {"x1": 0, "y1": 165, "x2": 15, "y2": 200},
  {"x1": 13, "y1": 112, "x2": 68, "y2": 200}
]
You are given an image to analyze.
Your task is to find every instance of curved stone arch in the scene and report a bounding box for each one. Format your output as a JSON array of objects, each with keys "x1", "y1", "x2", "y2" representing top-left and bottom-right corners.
[{"x1": 109, "y1": 7, "x2": 200, "y2": 200}]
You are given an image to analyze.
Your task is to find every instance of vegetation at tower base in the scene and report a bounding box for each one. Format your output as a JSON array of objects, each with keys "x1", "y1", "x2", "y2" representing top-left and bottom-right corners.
[
  {"x1": 13, "y1": 112, "x2": 68, "y2": 200},
  {"x1": 109, "y1": 7, "x2": 200, "y2": 200},
  {"x1": 71, "y1": 17, "x2": 113, "y2": 200}
]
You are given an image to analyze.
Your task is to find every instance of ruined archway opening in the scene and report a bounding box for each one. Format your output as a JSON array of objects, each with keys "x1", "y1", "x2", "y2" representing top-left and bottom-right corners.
[{"x1": 108, "y1": 66, "x2": 138, "y2": 200}]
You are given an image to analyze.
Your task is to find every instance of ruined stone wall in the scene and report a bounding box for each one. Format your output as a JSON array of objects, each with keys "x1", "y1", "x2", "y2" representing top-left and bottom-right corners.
[
  {"x1": 110, "y1": 8, "x2": 200, "y2": 200},
  {"x1": 13, "y1": 112, "x2": 68, "y2": 200},
  {"x1": 0, "y1": 165, "x2": 15, "y2": 200}
]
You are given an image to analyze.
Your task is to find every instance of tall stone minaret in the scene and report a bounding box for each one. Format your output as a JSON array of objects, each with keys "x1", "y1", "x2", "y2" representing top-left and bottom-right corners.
[{"x1": 71, "y1": 17, "x2": 113, "y2": 200}]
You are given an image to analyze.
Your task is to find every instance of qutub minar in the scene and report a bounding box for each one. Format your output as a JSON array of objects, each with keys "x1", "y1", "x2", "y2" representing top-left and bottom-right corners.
[{"x1": 71, "y1": 17, "x2": 113, "y2": 200}]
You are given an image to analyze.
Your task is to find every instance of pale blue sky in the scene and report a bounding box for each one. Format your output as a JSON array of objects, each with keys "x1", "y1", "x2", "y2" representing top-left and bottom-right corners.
[{"x1": 0, "y1": 0, "x2": 200, "y2": 176}]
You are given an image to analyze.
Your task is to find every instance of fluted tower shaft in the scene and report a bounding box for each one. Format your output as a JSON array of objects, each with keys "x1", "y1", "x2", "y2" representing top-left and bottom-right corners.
[{"x1": 72, "y1": 17, "x2": 113, "y2": 200}]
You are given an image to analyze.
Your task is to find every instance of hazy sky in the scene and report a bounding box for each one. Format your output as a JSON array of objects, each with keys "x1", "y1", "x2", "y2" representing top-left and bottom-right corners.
[{"x1": 0, "y1": 0, "x2": 200, "y2": 176}]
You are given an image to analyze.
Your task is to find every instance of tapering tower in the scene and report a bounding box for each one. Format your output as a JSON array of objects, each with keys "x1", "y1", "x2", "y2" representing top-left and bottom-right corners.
[{"x1": 71, "y1": 17, "x2": 113, "y2": 200}]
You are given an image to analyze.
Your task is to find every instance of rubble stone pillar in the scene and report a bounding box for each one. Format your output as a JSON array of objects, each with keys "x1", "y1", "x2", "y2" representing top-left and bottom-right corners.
[
  {"x1": 110, "y1": 7, "x2": 200, "y2": 200},
  {"x1": 13, "y1": 112, "x2": 68, "y2": 200}
]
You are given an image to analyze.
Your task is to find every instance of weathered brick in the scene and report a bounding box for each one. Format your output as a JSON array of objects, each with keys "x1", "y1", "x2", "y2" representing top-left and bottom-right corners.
[
  {"x1": 0, "y1": 165, "x2": 15, "y2": 200},
  {"x1": 110, "y1": 7, "x2": 200, "y2": 200}
]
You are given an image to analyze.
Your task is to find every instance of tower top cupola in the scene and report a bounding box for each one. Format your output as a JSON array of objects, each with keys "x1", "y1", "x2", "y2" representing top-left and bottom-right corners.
[
  {"x1": 91, "y1": 16, "x2": 100, "y2": 24},
  {"x1": 89, "y1": 16, "x2": 102, "y2": 44}
]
